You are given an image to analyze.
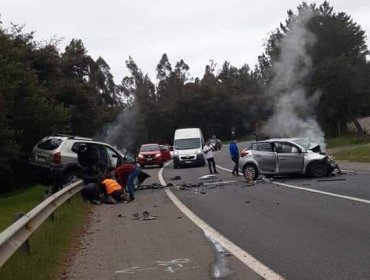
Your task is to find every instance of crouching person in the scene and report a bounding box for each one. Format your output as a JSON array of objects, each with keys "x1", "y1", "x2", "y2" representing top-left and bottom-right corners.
[
  {"x1": 101, "y1": 169, "x2": 126, "y2": 204},
  {"x1": 81, "y1": 183, "x2": 102, "y2": 205}
]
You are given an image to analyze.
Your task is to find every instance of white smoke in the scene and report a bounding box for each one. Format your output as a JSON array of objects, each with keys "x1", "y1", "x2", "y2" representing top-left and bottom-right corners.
[
  {"x1": 262, "y1": 10, "x2": 326, "y2": 150},
  {"x1": 96, "y1": 107, "x2": 138, "y2": 152}
]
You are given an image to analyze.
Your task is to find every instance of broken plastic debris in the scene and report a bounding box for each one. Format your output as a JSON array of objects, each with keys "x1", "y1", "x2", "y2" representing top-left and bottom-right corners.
[
  {"x1": 133, "y1": 211, "x2": 158, "y2": 221},
  {"x1": 170, "y1": 175, "x2": 182, "y2": 180},
  {"x1": 199, "y1": 174, "x2": 218, "y2": 180}
]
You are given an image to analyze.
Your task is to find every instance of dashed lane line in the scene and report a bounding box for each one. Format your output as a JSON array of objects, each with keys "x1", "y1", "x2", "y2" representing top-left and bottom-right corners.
[{"x1": 159, "y1": 160, "x2": 285, "y2": 280}]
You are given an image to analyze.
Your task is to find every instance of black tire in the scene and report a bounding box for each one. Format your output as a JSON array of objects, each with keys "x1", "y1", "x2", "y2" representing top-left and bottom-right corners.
[
  {"x1": 243, "y1": 164, "x2": 259, "y2": 181},
  {"x1": 140, "y1": 164, "x2": 145, "y2": 169},
  {"x1": 159, "y1": 162, "x2": 164, "y2": 168},
  {"x1": 308, "y1": 161, "x2": 328, "y2": 177},
  {"x1": 62, "y1": 170, "x2": 81, "y2": 187},
  {"x1": 174, "y1": 162, "x2": 178, "y2": 169}
]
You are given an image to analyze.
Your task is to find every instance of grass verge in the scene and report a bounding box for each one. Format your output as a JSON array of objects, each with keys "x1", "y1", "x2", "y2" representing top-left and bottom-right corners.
[
  {"x1": 0, "y1": 187, "x2": 91, "y2": 280},
  {"x1": 327, "y1": 134, "x2": 370, "y2": 148},
  {"x1": 332, "y1": 144, "x2": 370, "y2": 162},
  {"x1": 0, "y1": 185, "x2": 46, "y2": 231}
]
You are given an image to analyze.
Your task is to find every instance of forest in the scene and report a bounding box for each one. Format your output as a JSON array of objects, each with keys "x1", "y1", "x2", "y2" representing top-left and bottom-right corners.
[{"x1": 1, "y1": 2, "x2": 369, "y2": 192}]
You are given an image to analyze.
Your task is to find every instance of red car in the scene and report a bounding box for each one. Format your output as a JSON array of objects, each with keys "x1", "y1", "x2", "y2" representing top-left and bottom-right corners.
[{"x1": 137, "y1": 144, "x2": 171, "y2": 168}]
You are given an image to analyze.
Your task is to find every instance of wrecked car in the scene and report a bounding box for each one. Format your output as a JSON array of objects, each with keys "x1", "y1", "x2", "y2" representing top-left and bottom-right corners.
[{"x1": 239, "y1": 138, "x2": 338, "y2": 180}]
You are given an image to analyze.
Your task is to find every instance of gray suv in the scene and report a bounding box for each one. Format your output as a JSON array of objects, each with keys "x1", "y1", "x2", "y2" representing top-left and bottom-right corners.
[
  {"x1": 239, "y1": 138, "x2": 338, "y2": 180},
  {"x1": 29, "y1": 134, "x2": 131, "y2": 188}
]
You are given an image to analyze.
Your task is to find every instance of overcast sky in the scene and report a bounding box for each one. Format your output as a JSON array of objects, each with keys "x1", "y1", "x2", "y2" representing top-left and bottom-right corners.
[{"x1": 0, "y1": 0, "x2": 369, "y2": 83}]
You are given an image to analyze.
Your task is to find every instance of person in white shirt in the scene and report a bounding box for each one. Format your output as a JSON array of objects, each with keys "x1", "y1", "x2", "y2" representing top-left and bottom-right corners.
[{"x1": 203, "y1": 140, "x2": 218, "y2": 174}]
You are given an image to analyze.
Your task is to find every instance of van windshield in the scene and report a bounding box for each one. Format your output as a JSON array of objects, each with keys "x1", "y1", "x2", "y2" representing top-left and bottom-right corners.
[{"x1": 175, "y1": 138, "x2": 200, "y2": 150}]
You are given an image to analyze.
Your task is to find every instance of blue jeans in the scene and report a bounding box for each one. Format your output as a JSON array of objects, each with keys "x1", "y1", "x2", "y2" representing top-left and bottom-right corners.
[{"x1": 126, "y1": 166, "x2": 140, "y2": 199}]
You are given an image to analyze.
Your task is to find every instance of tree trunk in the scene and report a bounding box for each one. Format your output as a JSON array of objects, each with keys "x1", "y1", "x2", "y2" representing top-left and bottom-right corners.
[{"x1": 351, "y1": 118, "x2": 366, "y2": 136}]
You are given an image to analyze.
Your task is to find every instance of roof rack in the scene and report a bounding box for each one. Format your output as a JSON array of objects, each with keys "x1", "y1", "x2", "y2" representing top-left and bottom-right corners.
[{"x1": 50, "y1": 133, "x2": 93, "y2": 141}]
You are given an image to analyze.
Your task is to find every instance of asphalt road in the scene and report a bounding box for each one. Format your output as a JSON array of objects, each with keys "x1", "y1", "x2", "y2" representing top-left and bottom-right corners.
[{"x1": 162, "y1": 145, "x2": 370, "y2": 280}]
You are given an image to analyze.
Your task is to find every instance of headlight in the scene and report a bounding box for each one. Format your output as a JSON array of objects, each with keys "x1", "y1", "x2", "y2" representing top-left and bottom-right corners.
[
  {"x1": 196, "y1": 149, "x2": 203, "y2": 154},
  {"x1": 174, "y1": 151, "x2": 179, "y2": 157},
  {"x1": 155, "y1": 153, "x2": 161, "y2": 158},
  {"x1": 138, "y1": 154, "x2": 144, "y2": 159}
]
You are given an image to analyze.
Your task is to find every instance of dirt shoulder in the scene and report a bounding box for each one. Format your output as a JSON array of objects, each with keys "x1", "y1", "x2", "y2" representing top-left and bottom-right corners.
[{"x1": 62, "y1": 169, "x2": 261, "y2": 280}]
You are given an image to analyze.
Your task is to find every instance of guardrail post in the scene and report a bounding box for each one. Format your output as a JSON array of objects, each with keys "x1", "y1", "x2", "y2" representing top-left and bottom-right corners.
[
  {"x1": 44, "y1": 185, "x2": 52, "y2": 200},
  {"x1": 13, "y1": 213, "x2": 31, "y2": 255}
]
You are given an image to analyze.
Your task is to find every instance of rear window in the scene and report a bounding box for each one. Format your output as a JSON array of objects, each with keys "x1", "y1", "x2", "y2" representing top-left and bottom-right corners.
[
  {"x1": 140, "y1": 145, "x2": 160, "y2": 152},
  {"x1": 36, "y1": 138, "x2": 63, "y2": 150}
]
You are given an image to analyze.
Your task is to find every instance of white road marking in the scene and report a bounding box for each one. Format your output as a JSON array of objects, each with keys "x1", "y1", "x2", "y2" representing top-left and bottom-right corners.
[
  {"x1": 159, "y1": 162, "x2": 285, "y2": 280},
  {"x1": 217, "y1": 164, "x2": 370, "y2": 205}
]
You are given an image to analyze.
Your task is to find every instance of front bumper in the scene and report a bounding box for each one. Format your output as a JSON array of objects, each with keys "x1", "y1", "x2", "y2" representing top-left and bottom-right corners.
[{"x1": 174, "y1": 154, "x2": 205, "y2": 167}]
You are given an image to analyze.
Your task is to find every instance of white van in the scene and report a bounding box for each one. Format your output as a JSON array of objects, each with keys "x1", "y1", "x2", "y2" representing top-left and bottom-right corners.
[{"x1": 173, "y1": 128, "x2": 205, "y2": 168}]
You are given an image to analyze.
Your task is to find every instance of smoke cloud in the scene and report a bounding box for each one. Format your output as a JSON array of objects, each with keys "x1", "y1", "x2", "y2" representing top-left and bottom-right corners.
[
  {"x1": 95, "y1": 106, "x2": 138, "y2": 153},
  {"x1": 262, "y1": 11, "x2": 326, "y2": 150}
]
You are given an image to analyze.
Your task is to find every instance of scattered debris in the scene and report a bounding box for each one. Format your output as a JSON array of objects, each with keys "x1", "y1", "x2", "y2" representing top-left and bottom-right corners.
[
  {"x1": 133, "y1": 211, "x2": 158, "y2": 221},
  {"x1": 200, "y1": 190, "x2": 207, "y2": 194},
  {"x1": 245, "y1": 171, "x2": 254, "y2": 186},
  {"x1": 276, "y1": 202, "x2": 280, "y2": 205},
  {"x1": 177, "y1": 216, "x2": 183, "y2": 219},
  {"x1": 199, "y1": 174, "x2": 218, "y2": 180},
  {"x1": 117, "y1": 214, "x2": 125, "y2": 218},
  {"x1": 245, "y1": 201, "x2": 251, "y2": 204},
  {"x1": 203, "y1": 181, "x2": 235, "y2": 187},
  {"x1": 317, "y1": 178, "x2": 346, "y2": 182},
  {"x1": 170, "y1": 175, "x2": 182, "y2": 180},
  {"x1": 137, "y1": 183, "x2": 163, "y2": 190}
]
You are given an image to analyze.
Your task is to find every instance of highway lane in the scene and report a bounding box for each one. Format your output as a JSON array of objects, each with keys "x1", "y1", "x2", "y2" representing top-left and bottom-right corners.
[{"x1": 162, "y1": 147, "x2": 370, "y2": 280}]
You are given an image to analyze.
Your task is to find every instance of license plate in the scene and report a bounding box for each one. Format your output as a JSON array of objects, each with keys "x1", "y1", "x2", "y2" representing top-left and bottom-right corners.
[
  {"x1": 37, "y1": 156, "x2": 46, "y2": 162},
  {"x1": 146, "y1": 158, "x2": 152, "y2": 161},
  {"x1": 185, "y1": 161, "x2": 191, "y2": 164}
]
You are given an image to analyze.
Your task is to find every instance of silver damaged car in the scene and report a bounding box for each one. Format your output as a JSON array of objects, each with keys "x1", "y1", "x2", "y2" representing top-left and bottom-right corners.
[{"x1": 239, "y1": 138, "x2": 338, "y2": 180}]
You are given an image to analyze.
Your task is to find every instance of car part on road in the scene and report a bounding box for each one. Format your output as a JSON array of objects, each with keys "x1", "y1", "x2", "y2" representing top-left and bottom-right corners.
[
  {"x1": 136, "y1": 183, "x2": 163, "y2": 190},
  {"x1": 199, "y1": 174, "x2": 218, "y2": 180},
  {"x1": 170, "y1": 175, "x2": 182, "y2": 180},
  {"x1": 317, "y1": 178, "x2": 347, "y2": 182},
  {"x1": 132, "y1": 211, "x2": 158, "y2": 221}
]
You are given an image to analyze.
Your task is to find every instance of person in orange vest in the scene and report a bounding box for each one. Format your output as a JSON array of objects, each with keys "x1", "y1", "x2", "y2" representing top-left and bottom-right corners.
[{"x1": 101, "y1": 168, "x2": 126, "y2": 203}]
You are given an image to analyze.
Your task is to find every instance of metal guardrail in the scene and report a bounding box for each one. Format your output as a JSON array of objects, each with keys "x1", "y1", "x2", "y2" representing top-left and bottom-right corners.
[{"x1": 0, "y1": 180, "x2": 84, "y2": 267}]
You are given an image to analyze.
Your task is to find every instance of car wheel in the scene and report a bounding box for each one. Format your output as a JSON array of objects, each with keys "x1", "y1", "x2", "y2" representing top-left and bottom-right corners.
[
  {"x1": 309, "y1": 161, "x2": 328, "y2": 177},
  {"x1": 174, "y1": 162, "x2": 178, "y2": 169},
  {"x1": 62, "y1": 170, "x2": 81, "y2": 187},
  {"x1": 243, "y1": 164, "x2": 258, "y2": 181},
  {"x1": 140, "y1": 164, "x2": 145, "y2": 169},
  {"x1": 159, "y1": 162, "x2": 164, "y2": 168}
]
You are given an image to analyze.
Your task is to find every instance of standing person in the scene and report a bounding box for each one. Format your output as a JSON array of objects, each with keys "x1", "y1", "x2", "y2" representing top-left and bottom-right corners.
[
  {"x1": 229, "y1": 139, "x2": 240, "y2": 176},
  {"x1": 115, "y1": 163, "x2": 141, "y2": 202},
  {"x1": 203, "y1": 140, "x2": 218, "y2": 174}
]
